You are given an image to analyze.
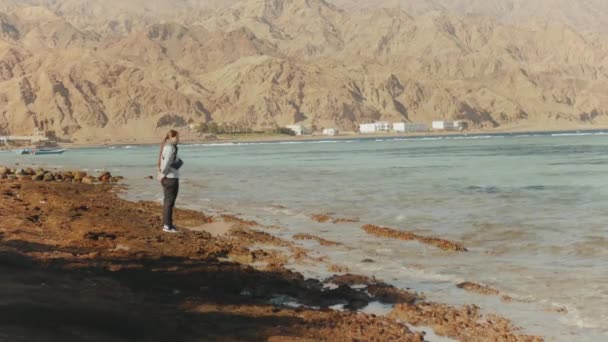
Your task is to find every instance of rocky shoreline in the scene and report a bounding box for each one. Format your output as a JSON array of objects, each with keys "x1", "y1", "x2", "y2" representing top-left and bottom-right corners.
[
  {"x1": 0, "y1": 166, "x2": 123, "y2": 183},
  {"x1": 0, "y1": 165, "x2": 543, "y2": 341}
]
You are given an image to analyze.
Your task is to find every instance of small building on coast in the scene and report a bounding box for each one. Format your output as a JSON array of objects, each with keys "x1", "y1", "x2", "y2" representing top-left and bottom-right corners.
[
  {"x1": 359, "y1": 122, "x2": 390, "y2": 134},
  {"x1": 322, "y1": 128, "x2": 338, "y2": 136},
  {"x1": 0, "y1": 128, "x2": 51, "y2": 145},
  {"x1": 432, "y1": 121, "x2": 456, "y2": 131},
  {"x1": 393, "y1": 122, "x2": 428, "y2": 133},
  {"x1": 454, "y1": 120, "x2": 469, "y2": 131},
  {"x1": 286, "y1": 124, "x2": 311, "y2": 136}
]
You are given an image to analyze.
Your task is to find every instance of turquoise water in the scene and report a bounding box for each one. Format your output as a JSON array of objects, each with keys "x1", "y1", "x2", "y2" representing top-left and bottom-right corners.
[{"x1": 2, "y1": 132, "x2": 608, "y2": 341}]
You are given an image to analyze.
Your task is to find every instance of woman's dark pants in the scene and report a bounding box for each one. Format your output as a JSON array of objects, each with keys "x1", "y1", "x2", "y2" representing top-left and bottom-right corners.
[{"x1": 161, "y1": 178, "x2": 179, "y2": 228}]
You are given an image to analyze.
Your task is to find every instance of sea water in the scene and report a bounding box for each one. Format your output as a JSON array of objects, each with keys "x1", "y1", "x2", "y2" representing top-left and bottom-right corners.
[{"x1": 2, "y1": 132, "x2": 608, "y2": 341}]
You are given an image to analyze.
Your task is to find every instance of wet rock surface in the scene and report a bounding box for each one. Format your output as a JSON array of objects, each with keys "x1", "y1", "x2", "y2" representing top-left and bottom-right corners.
[
  {"x1": 293, "y1": 233, "x2": 341, "y2": 247},
  {"x1": 457, "y1": 281, "x2": 514, "y2": 303},
  {"x1": 389, "y1": 303, "x2": 543, "y2": 342},
  {"x1": 458, "y1": 281, "x2": 501, "y2": 295},
  {"x1": 310, "y1": 214, "x2": 359, "y2": 224},
  {"x1": 324, "y1": 274, "x2": 422, "y2": 305},
  {"x1": 310, "y1": 214, "x2": 334, "y2": 223},
  {"x1": 362, "y1": 224, "x2": 468, "y2": 252}
]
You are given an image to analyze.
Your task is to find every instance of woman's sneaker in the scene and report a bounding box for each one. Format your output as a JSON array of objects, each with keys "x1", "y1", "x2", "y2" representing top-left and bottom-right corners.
[{"x1": 163, "y1": 225, "x2": 179, "y2": 233}]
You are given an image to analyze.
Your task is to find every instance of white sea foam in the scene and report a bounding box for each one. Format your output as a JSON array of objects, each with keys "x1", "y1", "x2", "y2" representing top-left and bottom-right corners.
[
  {"x1": 360, "y1": 301, "x2": 394, "y2": 316},
  {"x1": 558, "y1": 306, "x2": 604, "y2": 330},
  {"x1": 397, "y1": 267, "x2": 464, "y2": 283},
  {"x1": 550, "y1": 132, "x2": 608, "y2": 137}
]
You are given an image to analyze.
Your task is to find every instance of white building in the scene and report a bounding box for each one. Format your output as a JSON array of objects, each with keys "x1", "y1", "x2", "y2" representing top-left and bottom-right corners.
[
  {"x1": 33, "y1": 127, "x2": 46, "y2": 137},
  {"x1": 453, "y1": 120, "x2": 468, "y2": 131},
  {"x1": 393, "y1": 122, "x2": 428, "y2": 133},
  {"x1": 359, "y1": 122, "x2": 390, "y2": 134},
  {"x1": 322, "y1": 128, "x2": 338, "y2": 136},
  {"x1": 432, "y1": 121, "x2": 455, "y2": 131},
  {"x1": 286, "y1": 124, "x2": 310, "y2": 136},
  {"x1": 359, "y1": 123, "x2": 376, "y2": 134}
]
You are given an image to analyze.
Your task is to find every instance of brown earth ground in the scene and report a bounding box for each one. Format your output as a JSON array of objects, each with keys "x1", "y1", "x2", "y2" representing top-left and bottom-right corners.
[{"x1": 0, "y1": 174, "x2": 543, "y2": 341}]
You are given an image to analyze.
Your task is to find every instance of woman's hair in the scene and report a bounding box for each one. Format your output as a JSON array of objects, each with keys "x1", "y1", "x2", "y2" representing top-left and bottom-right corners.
[{"x1": 158, "y1": 130, "x2": 179, "y2": 169}]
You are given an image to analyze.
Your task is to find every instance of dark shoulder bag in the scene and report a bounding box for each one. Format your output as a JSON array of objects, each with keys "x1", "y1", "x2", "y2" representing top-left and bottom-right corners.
[{"x1": 170, "y1": 145, "x2": 184, "y2": 170}]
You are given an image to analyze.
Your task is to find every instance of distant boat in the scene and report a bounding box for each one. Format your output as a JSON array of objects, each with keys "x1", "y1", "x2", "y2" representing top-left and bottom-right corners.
[
  {"x1": 14, "y1": 148, "x2": 32, "y2": 155},
  {"x1": 14, "y1": 148, "x2": 66, "y2": 155},
  {"x1": 32, "y1": 148, "x2": 66, "y2": 155}
]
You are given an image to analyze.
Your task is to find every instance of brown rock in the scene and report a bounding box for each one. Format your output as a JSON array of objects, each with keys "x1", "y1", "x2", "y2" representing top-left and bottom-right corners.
[
  {"x1": 82, "y1": 176, "x2": 95, "y2": 184},
  {"x1": 389, "y1": 302, "x2": 543, "y2": 342},
  {"x1": 99, "y1": 174, "x2": 112, "y2": 182},
  {"x1": 293, "y1": 233, "x2": 341, "y2": 247},
  {"x1": 98, "y1": 171, "x2": 112, "y2": 182},
  {"x1": 367, "y1": 284, "x2": 420, "y2": 304},
  {"x1": 221, "y1": 215, "x2": 258, "y2": 227},
  {"x1": 362, "y1": 224, "x2": 468, "y2": 252},
  {"x1": 325, "y1": 274, "x2": 381, "y2": 287},
  {"x1": 228, "y1": 251, "x2": 255, "y2": 264},
  {"x1": 74, "y1": 171, "x2": 87, "y2": 180},
  {"x1": 328, "y1": 264, "x2": 350, "y2": 273},
  {"x1": 457, "y1": 281, "x2": 501, "y2": 296},
  {"x1": 310, "y1": 214, "x2": 333, "y2": 223}
]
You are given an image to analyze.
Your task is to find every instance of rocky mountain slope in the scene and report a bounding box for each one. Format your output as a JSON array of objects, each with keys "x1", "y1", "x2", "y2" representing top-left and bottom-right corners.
[
  {"x1": 332, "y1": 0, "x2": 608, "y2": 34},
  {"x1": 1, "y1": 0, "x2": 608, "y2": 142}
]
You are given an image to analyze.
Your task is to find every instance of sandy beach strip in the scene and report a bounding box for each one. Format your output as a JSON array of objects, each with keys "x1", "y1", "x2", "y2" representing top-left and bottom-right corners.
[
  {"x1": 0, "y1": 165, "x2": 543, "y2": 341},
  {"x1": 10, "y1": 124, "x2": 606, "y2": 150}
]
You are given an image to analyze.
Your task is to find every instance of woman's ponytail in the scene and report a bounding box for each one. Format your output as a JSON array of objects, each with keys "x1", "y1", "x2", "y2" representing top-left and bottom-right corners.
[{"x1": 158, "y1": 130, "x2": 179, "y2": 170}]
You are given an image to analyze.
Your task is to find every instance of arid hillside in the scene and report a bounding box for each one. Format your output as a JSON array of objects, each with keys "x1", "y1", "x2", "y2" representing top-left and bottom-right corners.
[
  {"x1": 1, "y1": 0, "x2": 608, "y2": 142},
  {"x1": 333, "y1": 0, "x2": 608, "y2": 33}
]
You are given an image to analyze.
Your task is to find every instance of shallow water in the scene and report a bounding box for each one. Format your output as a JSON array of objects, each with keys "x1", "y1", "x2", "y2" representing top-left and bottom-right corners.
[{"x1": 2, "y1": 132, "x2": 608, "y2": 341}]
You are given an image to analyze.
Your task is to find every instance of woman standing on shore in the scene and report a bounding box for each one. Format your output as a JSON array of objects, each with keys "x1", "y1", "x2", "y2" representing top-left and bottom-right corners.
[{"x1": 158, "y1": 130, "x2": 183, "y2": 233}]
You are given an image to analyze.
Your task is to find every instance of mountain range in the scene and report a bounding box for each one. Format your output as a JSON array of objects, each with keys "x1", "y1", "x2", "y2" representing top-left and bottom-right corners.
[{"x1": 1, "y1": 0, "x2": 608, "y2": 142}]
